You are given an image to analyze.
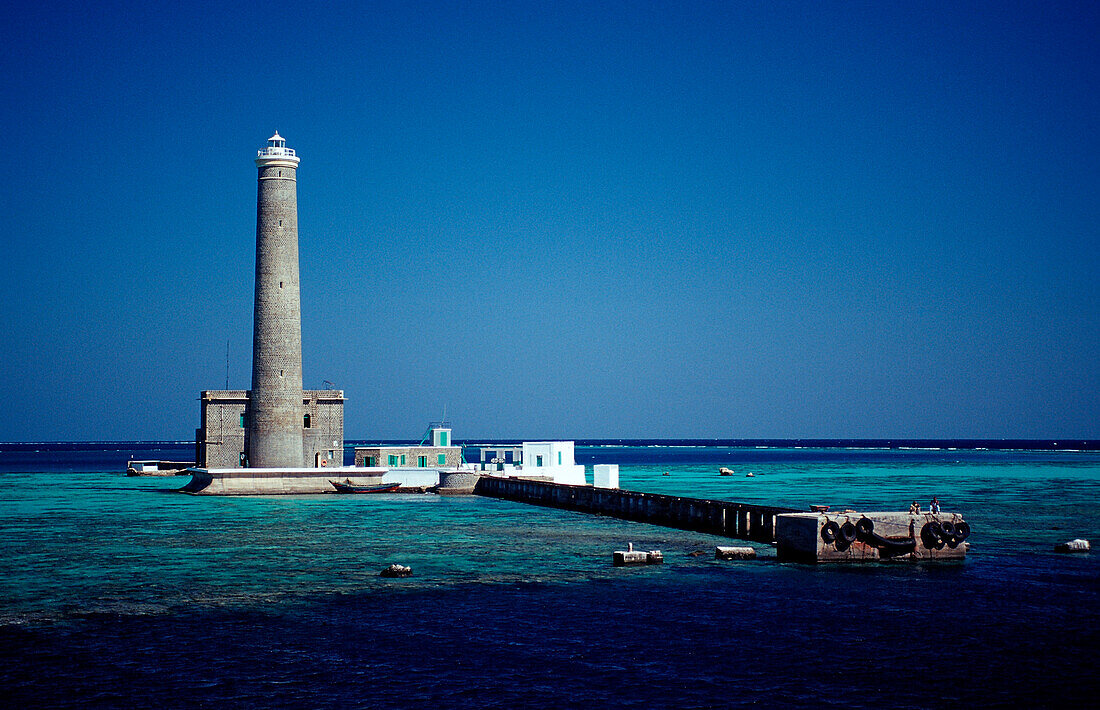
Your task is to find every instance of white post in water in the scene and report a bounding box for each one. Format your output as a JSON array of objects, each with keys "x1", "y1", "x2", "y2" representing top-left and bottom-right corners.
[{"x1": 594, "y1": 464, "x2": 620, "y2": 489}]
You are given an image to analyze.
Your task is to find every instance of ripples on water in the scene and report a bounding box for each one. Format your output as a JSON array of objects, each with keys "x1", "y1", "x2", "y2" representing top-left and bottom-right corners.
[{"x1": 1, "y1": 446, "x2": 1097, "y2": 707}]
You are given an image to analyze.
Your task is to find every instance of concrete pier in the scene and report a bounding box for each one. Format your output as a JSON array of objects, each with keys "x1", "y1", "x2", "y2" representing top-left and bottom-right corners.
[
  {"x1": 180, "y1": 466, "x2": 483, "y2": 495},
  {"x1": 474, "y1": 476, "x2": 798, "y2": 543},
  {"x1": 474, "y1": 477, "x2": 969, "y2": 562}
]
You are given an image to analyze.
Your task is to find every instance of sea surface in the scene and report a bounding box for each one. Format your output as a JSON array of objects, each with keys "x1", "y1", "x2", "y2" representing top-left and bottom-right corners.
[{"x1": 1, "y1": 442, "x2": 1097, "y2": 708}]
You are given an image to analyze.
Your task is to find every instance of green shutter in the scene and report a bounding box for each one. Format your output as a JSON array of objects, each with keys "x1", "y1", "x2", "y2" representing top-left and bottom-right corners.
[
  {"x1": 440, "y1": 432, "x2": 448, "y2": 446},
  {"x1": 438, "y1": 454, "x2": 446, "y2": 465}
]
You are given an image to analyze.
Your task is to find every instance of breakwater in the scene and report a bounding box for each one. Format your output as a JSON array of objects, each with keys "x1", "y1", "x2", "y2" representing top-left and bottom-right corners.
[{"x1": 474, "y1": 476, "x2": 799, "y2": 543}]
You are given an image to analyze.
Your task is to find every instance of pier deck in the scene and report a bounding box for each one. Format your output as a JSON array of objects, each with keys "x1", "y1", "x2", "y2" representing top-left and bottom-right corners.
[{"x1": 474, "y1": 476, "x2": 798, "y2": 544}]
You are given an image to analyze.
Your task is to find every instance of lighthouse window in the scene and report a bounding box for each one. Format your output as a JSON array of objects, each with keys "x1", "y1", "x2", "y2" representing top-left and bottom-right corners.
[
  {"x1": 239, "y1": 413, "x2": 245, "y2": 428},
  {"x1": 418, "y1": 456, "x2": 427, "y2": 468},
  {"x1": 303, "y1": 413, "x2": 311, "y2": 428}
]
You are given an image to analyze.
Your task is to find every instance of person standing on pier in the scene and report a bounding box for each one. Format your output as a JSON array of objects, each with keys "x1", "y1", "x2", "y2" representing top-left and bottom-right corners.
[{"x1": 930, "y1": 497, "x2": 941, "y2": 515}]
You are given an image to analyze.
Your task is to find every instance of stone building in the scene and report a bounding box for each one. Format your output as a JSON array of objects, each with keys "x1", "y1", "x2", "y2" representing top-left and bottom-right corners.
[
  {"x1": 196, "y1": 389, "x2": 345, "y2": 468},
  {"x1": 353, "y1": 425, "x2": 461, "y2": 469}
]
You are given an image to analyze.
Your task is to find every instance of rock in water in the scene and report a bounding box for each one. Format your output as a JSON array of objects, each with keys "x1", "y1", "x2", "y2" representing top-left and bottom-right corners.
[
  {"x1": 1054, "y1": 539, "x2": 1090, "y2": 553},
  {"x1": 380, "y1": 563, "x2": 413, "y2": 578},
  {"x1": 715, "y1": 546, "x2": 757, "y2": 560}
]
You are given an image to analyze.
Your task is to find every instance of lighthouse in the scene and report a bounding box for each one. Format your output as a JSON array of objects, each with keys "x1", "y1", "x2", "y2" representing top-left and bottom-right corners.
[
  {"x1": 191, "y1": 132, "x2": 344, "y2": 484},
  {"x1": 248, "y1": 132, "x2": 304, "y2": 468}
]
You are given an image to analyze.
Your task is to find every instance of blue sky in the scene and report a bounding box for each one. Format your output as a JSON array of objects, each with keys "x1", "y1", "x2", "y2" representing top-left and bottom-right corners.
[{"x1": 2, "y1": 1, "x2": 1097, "y2": 441}]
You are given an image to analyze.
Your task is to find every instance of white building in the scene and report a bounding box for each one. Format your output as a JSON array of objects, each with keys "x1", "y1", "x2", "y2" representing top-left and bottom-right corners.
[{"x1": 474, "y1": 441, "x2": 587, "y2": 486}]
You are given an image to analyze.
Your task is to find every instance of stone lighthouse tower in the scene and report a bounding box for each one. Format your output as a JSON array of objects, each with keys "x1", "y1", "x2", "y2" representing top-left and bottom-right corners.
[{"x1": 248, "y1": 132, "x2": 304, "y2": 468}]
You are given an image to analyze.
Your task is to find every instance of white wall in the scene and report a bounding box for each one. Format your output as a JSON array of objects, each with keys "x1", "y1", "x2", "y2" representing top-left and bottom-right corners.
[{"x1": 381, "y1": 469, "x2": 441, "y2": 487}]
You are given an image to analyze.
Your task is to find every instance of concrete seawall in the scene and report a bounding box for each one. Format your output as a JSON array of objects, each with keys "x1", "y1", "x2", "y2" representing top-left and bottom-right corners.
[
  {"x1": 181, "y1": 467, "x2": 383, "y2": 495},
  {"x1": 474, "y1": 476, "x2": 798, "y2": 543}
]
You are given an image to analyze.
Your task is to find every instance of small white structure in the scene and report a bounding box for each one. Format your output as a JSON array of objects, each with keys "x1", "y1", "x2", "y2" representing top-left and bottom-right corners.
[
  {"x1": 429, "y1": 425, "x2": 452, "y2": 447},
  {"x1": 593, "y1": 464, "x2": 619, "y2": 489}
]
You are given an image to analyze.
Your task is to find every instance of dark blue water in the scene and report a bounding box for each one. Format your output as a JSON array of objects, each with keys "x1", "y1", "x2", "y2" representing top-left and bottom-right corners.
[{"x1": 2, "y1": 443, "x2": 1097, "y2": 708}]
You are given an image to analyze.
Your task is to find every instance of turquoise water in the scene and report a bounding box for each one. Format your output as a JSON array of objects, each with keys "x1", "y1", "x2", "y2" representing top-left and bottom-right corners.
[
  {"x1": 2, "y1": 445, "x2": 1098, "y2": 707},
  {"x1": 2, "y1": 448, "x2": 1097, "y2": 617}
]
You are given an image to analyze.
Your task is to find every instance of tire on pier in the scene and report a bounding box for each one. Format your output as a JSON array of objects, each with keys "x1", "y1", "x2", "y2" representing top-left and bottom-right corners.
[
  {"x1": 921, "y1": 522, "x2": 946, "y2": 550},
  {"x1": 838, "y1": 521, "x2": 858, "y2": 544}
]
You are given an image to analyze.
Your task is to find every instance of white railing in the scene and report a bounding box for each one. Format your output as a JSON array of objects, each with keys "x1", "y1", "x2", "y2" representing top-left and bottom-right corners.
[{"x1": 257, "y1": 147, "x2": 297, "y2": 157}]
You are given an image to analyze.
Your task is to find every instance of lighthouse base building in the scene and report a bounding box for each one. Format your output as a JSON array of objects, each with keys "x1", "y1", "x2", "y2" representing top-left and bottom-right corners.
[
  {"x1": 186, "y1": 385, "x2": 359, "y2": 493},
  {"x1": 194, "y1": 389, "x2": 345, "y2": 469}
]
